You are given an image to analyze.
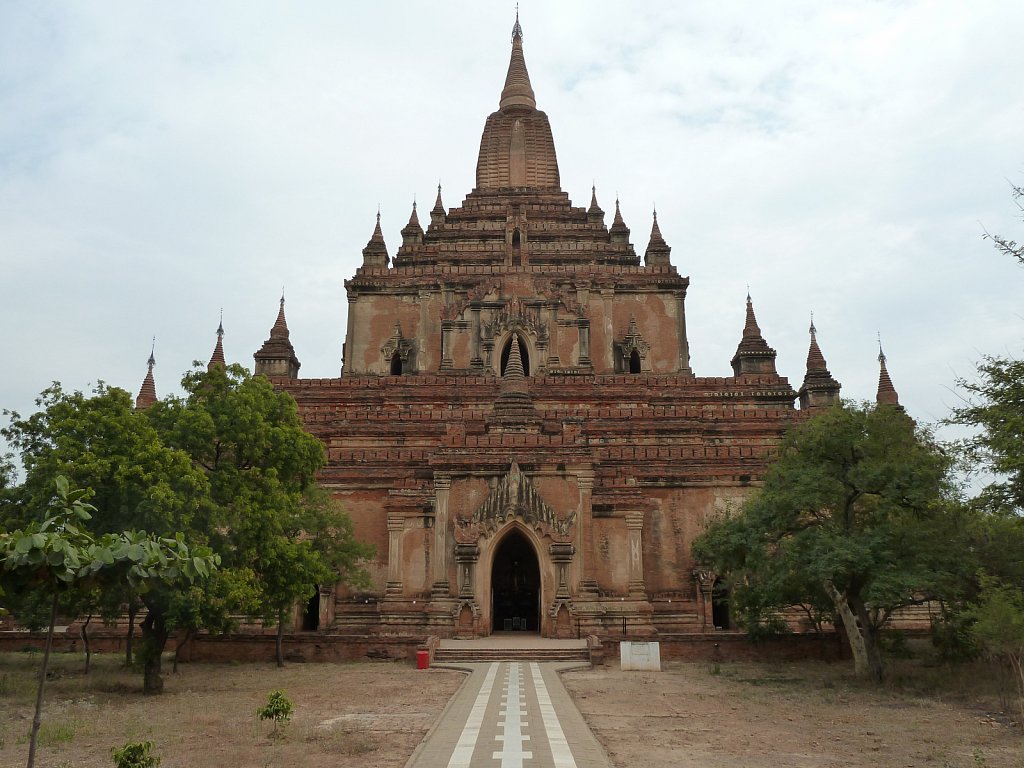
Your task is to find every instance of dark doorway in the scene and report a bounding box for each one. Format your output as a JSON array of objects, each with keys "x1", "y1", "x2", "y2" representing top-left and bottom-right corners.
[
  {"x1": 500, "y1": 335, "x2": 530, "y2": 376},
  {"x1": 302, "y1": 588, "x2": 320, "y2": 631},
  {"x1": 712, "y1": 581, "x2": 730, "y2": 630},
  {"x1": 629, "y1": 350, "x2": 642, "y2": 373},
  {"x1": 491, "y1": 530, "x2": 540, "y2": 632},
  {"x1": 390, "y1": 351, "x2": 403, "y2": 375}
]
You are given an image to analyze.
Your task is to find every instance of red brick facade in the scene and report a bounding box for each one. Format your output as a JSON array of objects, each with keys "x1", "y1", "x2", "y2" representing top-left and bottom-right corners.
[{"x1": 252, "y1": 18, "x2": 841, "y2": 641}]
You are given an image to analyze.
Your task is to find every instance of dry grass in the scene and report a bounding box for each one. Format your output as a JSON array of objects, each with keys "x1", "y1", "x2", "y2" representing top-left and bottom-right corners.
[
  {"x1": 0, "y1": 650, "x2": 464, "y2": 768},
  {"x1": 564, "y1": 651, "x2": 1023, "y2": 768}
]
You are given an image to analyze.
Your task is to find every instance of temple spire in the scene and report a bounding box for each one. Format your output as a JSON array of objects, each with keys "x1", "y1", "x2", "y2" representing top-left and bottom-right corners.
[
  {"x1": 731, "y1": 292, "x2": 777, "y2": 376},
  {"x1": 588, "y1": 184, "x2": 605, "y2": 226},
  {"x1": 430, "y1": 184, "x2": 446, "y2": 228},
  {"x1": 500, "y1": 9, "x2": 536, "y2": 110},
  {"x1": 644, "y1": 208, "x2": 671, "y2": 266},
  {"x1": 135, "y1": 338, "x2": 157, "y2": 410},
  {"x1": 610, "y1": 197, "x2": 631, "y2": 244},
  {"x1": 361, "y1": 210, "x2": 390, "y2": 268},
  {"x1": 876, "y1": 337, "x2": 901, "y2": 407},
  {"x1": 401, "y1": 199, "x2": 424, "y2": 246},
  {"x1": 799, "y1": 315, "x2": 841, "y2": 410},
  {"x1": 208, "y1": 312, "x2": 226, "y2": 371},
  {"x1": 254, "y1": 294, "x2": 301, "y2": 378}
]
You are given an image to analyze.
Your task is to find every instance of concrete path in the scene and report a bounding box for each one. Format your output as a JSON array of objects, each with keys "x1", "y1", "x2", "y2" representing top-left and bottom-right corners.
[{"x1": 406, "y1": 662, "x2": 612, "y2": 768}]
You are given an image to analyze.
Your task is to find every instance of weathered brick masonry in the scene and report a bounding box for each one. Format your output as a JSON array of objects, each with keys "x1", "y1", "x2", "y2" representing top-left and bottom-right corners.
[{"x1": 238, "y1": 15, "x2": 862, "y2": 643}]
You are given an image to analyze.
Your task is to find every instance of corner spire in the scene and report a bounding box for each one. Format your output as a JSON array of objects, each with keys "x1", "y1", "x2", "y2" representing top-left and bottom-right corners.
[
  {"x1": 208, "y1": 312, "x2": 226, "y2": 371},
  {"x1": 644, "y1": 208, "x2": 671, "y2": 266},
  {"x1": 500, "y1": 10, "x2": 536, "y2": 110},
  {"x1": 587, "y1": 184, "x2": 605, "y2": 226},
  {"x1": 610, "y1": 197, "x2": 631, "y2": 244},
  {"x1": 254, "y1": 295, "x2": 301, "y2": 378},
  {"x1": 401, "y1": 199, "x2": 424, "y2": 246},
  {"x1": 876, "y1": 336, "x2": 901, "y2": 407},
  {"x1": 361, "y1": 210, "x2": 390, "y2": 268},
  {"x1": 799, "y1": 315, "x2": 841, "y2": 410},
  {"x1": 135, "y1": 338, "x2": 157, "y2": 409},
  {"x1": 731, "y1": 292, "x2": 777, "y2": 376},
  {"x1": 430, "y1": 183, "x2": 446, "y2": 228}
]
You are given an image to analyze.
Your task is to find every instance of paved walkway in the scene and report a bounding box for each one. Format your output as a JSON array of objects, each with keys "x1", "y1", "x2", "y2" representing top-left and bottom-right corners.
[{"x1": 406, "y1": 661, "x2": 612, "y2": 768}]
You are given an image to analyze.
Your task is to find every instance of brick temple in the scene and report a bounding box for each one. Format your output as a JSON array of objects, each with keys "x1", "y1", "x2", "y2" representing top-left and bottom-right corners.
[{"x1": 172, "y1": 16, "x2": 900, "y2": 641}]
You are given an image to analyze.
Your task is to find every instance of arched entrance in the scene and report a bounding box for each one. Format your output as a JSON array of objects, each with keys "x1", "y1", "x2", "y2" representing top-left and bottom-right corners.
[{"x1": 491, "y1": 529, "x2": 540, "y2": 632}]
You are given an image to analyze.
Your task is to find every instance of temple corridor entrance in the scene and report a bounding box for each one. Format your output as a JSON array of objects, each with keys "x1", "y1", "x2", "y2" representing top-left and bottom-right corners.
[{"x1": 491, "y1": 530, "x2": 540, "y2": 632}]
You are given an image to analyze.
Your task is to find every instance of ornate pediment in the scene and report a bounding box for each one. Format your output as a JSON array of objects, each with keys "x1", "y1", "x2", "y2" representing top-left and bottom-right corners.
[
  {"x1": 460, "y1": 462, "x2": 574, "y2": 539},
  {"x1": 381, "y1": 321, "x2": 414, "y2": 363},
  {"x1": 483, "y1": 298, "x2": 548, "y2": 344}
]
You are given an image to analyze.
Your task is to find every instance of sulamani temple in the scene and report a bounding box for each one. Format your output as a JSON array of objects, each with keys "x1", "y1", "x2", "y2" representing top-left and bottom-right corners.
[{"x1": 144, "y1": 15, "x2": 900, "y2": 642}]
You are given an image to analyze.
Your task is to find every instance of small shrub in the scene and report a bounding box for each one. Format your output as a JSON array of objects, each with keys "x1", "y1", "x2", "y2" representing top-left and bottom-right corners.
[
  {"x1": 257, "y1": 689, "x2": 294, "y2": 737},
  {"x1": 112, "y1": 740, "x2": 161, "y2": 768}
]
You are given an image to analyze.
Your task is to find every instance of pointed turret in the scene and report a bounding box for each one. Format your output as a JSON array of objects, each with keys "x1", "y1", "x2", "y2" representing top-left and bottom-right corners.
[
  {"x1": 400, "y1": 200, "x2": 424, "y2": 247},
  {"x1": 730, "y1": 293, "x2": 778, "y2": 376},
  {"x1": 208, "y1": 315, "x2": 226, "y2": 371},
  {"x1": 254, "y1": 295, "x2": 301, "y2": 378},
  {"x1": 610, "y1": 198, "x2": 631, "y2": 244},
  {"x1": 500, "y1": 10, "x2": 536, "y2": 111},
  {"x1": 361, "y1": 211, "x2": 390, "y2": 268},
  {"x1": 587, "y1": 185, "x2": 605, "y2": 226},
  {"x1": 135, "y1": 341, "x2": 157, "y2": 410},
  {"x1": 876, "y1": 339, "x2": 901, "y2": 408},
  {"x1": 644, "y1": 209, "x2": 672, "y2": 266},
  {"x1": 798, "y1": 317, "x2": 841, "y2": 410},
  {"x1": 430, "y1": 184, "x2": 446, "y2": 228}
]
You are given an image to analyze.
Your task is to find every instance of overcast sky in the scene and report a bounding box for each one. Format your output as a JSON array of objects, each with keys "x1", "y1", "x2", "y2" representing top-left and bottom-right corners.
[{"x1": 2, "y1": 1, "x2": 1022, "y2": 463}]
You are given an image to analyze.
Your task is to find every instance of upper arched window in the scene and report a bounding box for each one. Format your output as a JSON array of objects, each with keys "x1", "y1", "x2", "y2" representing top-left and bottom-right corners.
[{"x1": 390, "y1": 351, "x2": 403, "y2": 375}]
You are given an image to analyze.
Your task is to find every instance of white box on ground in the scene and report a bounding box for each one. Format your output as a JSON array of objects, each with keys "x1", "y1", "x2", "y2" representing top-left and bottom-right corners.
[{"x1": 619, "y1": 640, "x2": 661, "y2": 671}]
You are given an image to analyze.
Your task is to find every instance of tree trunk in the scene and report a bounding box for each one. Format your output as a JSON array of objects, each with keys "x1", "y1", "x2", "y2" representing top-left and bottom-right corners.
[
  {"x1": 80, "y1": 614, "x2": 92, "y2": 675},
  {"x1": 172, "y1": 627, "x2": 192, "y2": 674},
  {"x1": 824, "y1": 580, "x2": 882, "y2": 680},
  {"x1": 139, "y1": 609, "x2": 169, "y2": 695},
  {"x1": 276, "y1": 608, "x2": 285, "y2": 668},
  {"x1": 850, "y1": 594, "x2": 884, "y2": 681},
  {"x1": 27, "y1": 592, "x2": 59, "y2": 768},
  {"x1": 125, "y1": 602, "x2": 137, "y2": 667}
]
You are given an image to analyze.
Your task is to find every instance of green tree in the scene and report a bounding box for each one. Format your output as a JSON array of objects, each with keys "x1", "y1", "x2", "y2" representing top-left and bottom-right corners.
[
  {"x1": 693, "y1": 402, "x2": 961, "y2": 680},
  {"x1": 0, "y1": 476, "x2": 217, "y2": 768},
  {"x1": 3, "y1": 383, "x2": 210, "y2": 668},
  {"x1": 147, "y1": 363, "x2": 370, "y2": 670}
]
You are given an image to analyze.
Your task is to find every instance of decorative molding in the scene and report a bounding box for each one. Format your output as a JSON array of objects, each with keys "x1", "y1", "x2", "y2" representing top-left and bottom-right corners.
[{"x1": 456, "y1": 461, "x2": 575, "y2": 541}]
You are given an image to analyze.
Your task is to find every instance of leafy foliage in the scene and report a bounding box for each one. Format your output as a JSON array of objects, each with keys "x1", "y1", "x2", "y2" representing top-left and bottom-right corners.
[
  {"x1": 3, "y1": 366, "x2": 371, "y2": 690},
  {"x1": 111, "y1": 740, "x2": 161, "y2": 768},
  {"x1": 257, "y1": 689, "x2": 294, "y2": 738},
  {"x1": 693, "y1": 402, "x2": 960, "y2": 680},
  {"x1": 0, "y1": 476, "x2": 217, "y2": 768}
]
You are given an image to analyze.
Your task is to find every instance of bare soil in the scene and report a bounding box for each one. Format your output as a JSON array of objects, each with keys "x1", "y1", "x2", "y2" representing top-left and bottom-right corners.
[
  {"x1": 563, "y1": 658, "x2": 1022, "y2": 768},
  {"x1": 1, "y1": 650, "x2": 1020, "y2": 768},
  {"x1": 0, "y1": 652, "x2": 463, "y2": 768}
]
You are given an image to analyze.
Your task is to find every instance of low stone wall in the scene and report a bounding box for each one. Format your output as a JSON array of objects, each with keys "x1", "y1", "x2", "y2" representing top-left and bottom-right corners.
[
  {"x1": 1, "y1": 628, "x2": 852, "y2": 665},
  {"x1": 607, "y1": 632, "x2": 849, "y2": 663}
]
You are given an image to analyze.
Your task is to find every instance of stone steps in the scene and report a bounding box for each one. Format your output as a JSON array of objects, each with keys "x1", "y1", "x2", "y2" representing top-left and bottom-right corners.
[{"x1": 433, "y1": 647, "x2": 590, "y2": 664}]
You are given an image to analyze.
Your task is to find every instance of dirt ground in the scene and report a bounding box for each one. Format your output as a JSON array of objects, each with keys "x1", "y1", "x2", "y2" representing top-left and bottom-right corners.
[
  {"x1": 0, "y1": 652, "x2": 464, "y2": 768},
  {"x1": 563, "y1": 659, "x2": 1022, "y2": 768},
  {"x1": 1, "y1": 650, "x2": 1021, "y2": 768}
]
